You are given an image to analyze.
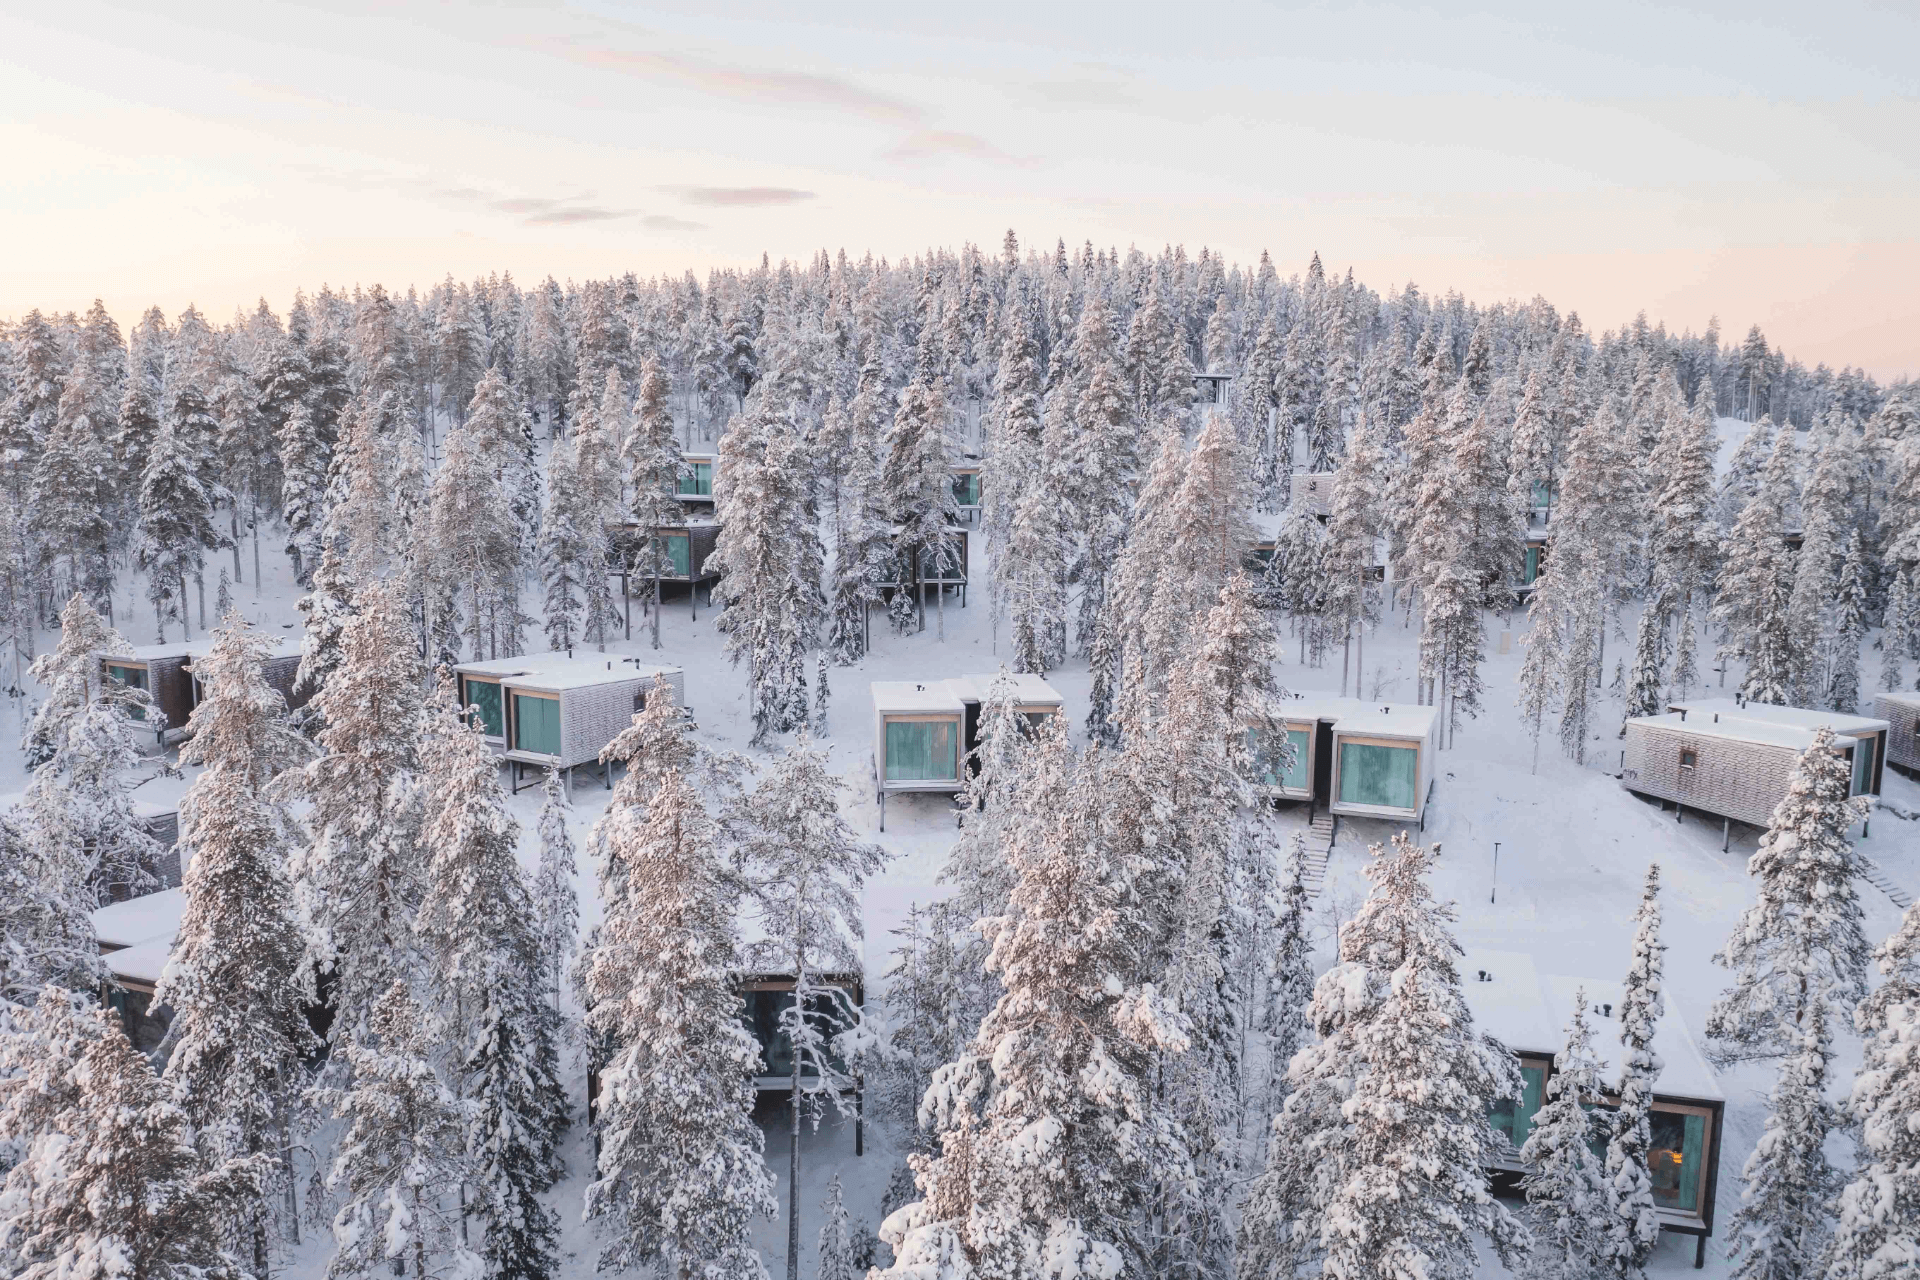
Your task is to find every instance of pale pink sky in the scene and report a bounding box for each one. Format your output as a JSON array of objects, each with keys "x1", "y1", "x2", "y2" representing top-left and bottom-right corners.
[{"x1": 4, "y1": 1, "x2": 1914, "y2": 380}]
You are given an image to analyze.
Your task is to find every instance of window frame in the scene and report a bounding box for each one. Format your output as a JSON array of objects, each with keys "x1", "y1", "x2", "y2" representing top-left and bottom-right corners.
[
  {"x1": 1332, "y1": 734, "x2": 1422, "y2": 814},
  {"x1": 459, "y1": 674, "x2": 507, "y2": 740},
  {"x1": 882, "y1": 713, "x2": 962, "y2": 783},
  {"x1": 509, "y1": 689, "x2": 563, "y2": 758}
]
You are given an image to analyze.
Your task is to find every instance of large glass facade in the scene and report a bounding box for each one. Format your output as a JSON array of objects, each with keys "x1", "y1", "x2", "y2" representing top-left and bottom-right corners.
[
  {"x1": 513, "y1": 693, "x2": 561, "y2": 756},
  {"x1": 740, "y1": 987, "x2": 853, "y2": 1078},
  {"x1": 952, "y1": 471, "x2": 981, "y2": 506},
  {"x1": 885, "y1": 719, "x2": 958, "y2": 781},
  {"x1": 660, "y1": 533, "x2": 692, "y2": 577},
  {"x1": 1850, "y1": 738, "x2": 1875, "y2": 796},
  {"x1": 1523, "y1": 545, "x2": 1542, "y2": 585},
  {"x1": 460, "y1": 677, "x2": 505, "y2": 738},
  {"x1": 1648, "y1": 1108, "x2": 1708, "y2": 1213},
  {"x1": 677, "y1": 460, "x2": 713, "y2": 496},
  {"x1": 1249, "y1": 726, "x2": 1311, "y2": 791},
  {"x1": 1488, "y1": 1060, "x2": 1549, "y2": 1150},
  {"x1": 106, "y1": 663, "x2": 148, "y2": 721},
  {"x1": 1337, "y1": 741, "x2": 1419, "y2": 810}
]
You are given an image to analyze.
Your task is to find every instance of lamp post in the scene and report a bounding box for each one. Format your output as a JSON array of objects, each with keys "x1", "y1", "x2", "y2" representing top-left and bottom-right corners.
[{"x1": 1490, "y1": 842, "x2": 1500, "y2": 905}]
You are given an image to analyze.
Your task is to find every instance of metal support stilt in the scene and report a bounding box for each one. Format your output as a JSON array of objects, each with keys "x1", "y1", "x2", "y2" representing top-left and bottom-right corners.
[{"x1": 1722, "y1": 816, "x2": 1730, "y2": 852}]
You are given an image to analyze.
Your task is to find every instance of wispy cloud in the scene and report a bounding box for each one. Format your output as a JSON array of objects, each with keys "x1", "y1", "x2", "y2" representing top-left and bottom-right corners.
[
  {"x1": 669, "y1": 186, "x2": 816, "y2": 207},
  {"x1": 428, "y1": 185, "x2": 701, "y2": 230},
  {"x1": 642, "y1": 214, "x2": 706, "y2": 231},
  {"x1": 887, "y1": 130, "x2": 1038, "y2": 168}
]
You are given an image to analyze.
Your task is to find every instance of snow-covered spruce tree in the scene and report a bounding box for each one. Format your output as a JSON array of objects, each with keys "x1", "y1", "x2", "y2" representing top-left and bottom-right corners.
[
  {"x1": 31, "y1": 377, "x2": 116, "y2": 617},
  {"x1": 1520, "y1": 989, "x2": 1613, "y2": 1280},
  {"x1": 877, "y1": 725, "x2": 1190, "y2": 1279},
  {"x1": 1725, "y1": 998, "x2": 1843, "y2": 1280},
  {"x1": 623, "y1": 357, "x2": 682, "y2": 651},
  {"x1": 1821, "y1": 899, "x2": 1920, "y2": 1278},
  {"x1": 1623, "y1": 592, "x2": 1671, "y2": 723},
  {"x1": 1239, "y1": 832, "x2": 1529, "y2": 1280},
  {"x1": 1827, "y1": 531, "x2": 1867, "y2": 713},
  {"x1": 532, "y1": 768, "x2": 579, "y2": 1008},
  {"x1": 1603, "y1": 863, "x2": 1667, "y2": 1278},
  {"x1": 1322, "y1": 411, "x2": 1387, "y2": 695},
  {"x1": 882, "y1": 331, "x2": 960, "y2": 638},
  {"x1": 817, "y1": 1172, "x2": 864, "y2": 1280},
  {"x1": 137, "y1": 413, "x2": 227, "y2": 641},
  {"x1": 708, "y1": 403, "x2": 824, "y2": 745},
  {"x1": 426, "y1": 387, "x2": 522, "y2": 663},
  {"x1": 570, "y1": 372, "x2": 625, "y2": 650},
  {"x1": 0, "y1": 986, "x2": 103, "y2": 1173},
  {"x1": 1880, "y1": 568, "x2": 1912, "y2": 695},
  {"x1": 1713, "y1": 426, "x2": 1798, "y2": 704},
  {"x1": 0, "y1": 1004, "x2": 265, "y2": 1280},
  {"x1": 155, "y1": 611, "x2": 315, "y2": 1277},
  {"x1": 1671, "y1": 595, "x2": 1701, "y2": 704},
  {"x1": 1708, "y1": 726, "x2": 1873, "y2": 1063},
  {"x1": 21, "y1": 595, "x2": 164, "y2": 902},
  {"x1": 323, "y1": 981, "x2": 478, "y2": 1280},
  {"x1": 416, "y1": 677, "x2": 565, "y2": 1280},
  {"x1": 827, "y1": 354, "x2": 895, "y2": 665},
  {"x1": 289, "y1": 543, "x2": 353, "y2": 736},
  {"x1": 733, "y1": 733, "x2": 888, "y2": 1280},
  {"x1": 982, "y1": 306, "x2": 1041, "y2": 653},
  {"x1": 582, "y1": 724, "x2": 772, "y2": 1278},
  {"x1": 0, "y1": 812, "x2": 100, "y2": 1010},
  {"x1": 538, "y1": 430, "x2": 588, "y2": 651},
  {"x1": 1261, "y1": 833, "x2": 1314, "y2": 1114},
  {"x1": 285, "y1": 578, "x2": 427, "y2": 1050}
]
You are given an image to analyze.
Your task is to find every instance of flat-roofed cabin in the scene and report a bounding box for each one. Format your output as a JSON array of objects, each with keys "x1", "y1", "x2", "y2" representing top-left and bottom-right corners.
[
  {"x1": 877, "y1": 526, "x2": 971, "y2": 604},
  {"x1": 1517, "y1": 531, "x2": 1550, "y2": 593},
  {"x1": 1463, "y1": 948, "x2": 1725, "y2": 1267},
  {"x1": 1622, "y1": 704, "x2": 1886, "y2": 830},
  {"x1": 1252, "y1": 697, "x2": 1439, "y2": 825},
  {"x1": 453, "y1": 653, "x2": 686, "y2": 792},
  {"x1": 92, "y1": 888, "x2": 187, "y2": 1052},
  {"x1": 870, "y1": 674, "x2": 1063, "y2": 829},
  {"x1": 608, "y1": 517, "x2": 722, "y2": 618},
  {"x1": 1289, "y1": 472, "x2": 1337, "y2": 520},
  {"x1": 1875, "y1": 691, "x2": 1920, "y2": 774},
  {"x1": 102, "y1": 637, "x2": 307, "y2": 744},
  {"x1": 1191, "y1": 373, "x2": 1231, "y2": 427},
  {"x1": 676, "y1": 452, "x2": 716, "y2": 508},
  {"x1": 950, "y1": 466, "x2": 982, "y2": 523},
  {"x1": 1667, "y1": 699, "x2": 1886, "y2": 797}
]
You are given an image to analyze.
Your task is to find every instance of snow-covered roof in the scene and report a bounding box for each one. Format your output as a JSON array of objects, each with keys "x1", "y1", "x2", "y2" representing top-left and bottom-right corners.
[
  {"x1": 1461, "y1": 949, "x2": 1722, "y2": 1103},
  {"x1": 103, "y1": 635, "x2": 301, "y2": 664},
  {"x1": 1877, "y1": 691, "x2": 1920, "y2": 710},
  {"x1": 104, "y1": 937, "x2": 173, "y2": 987},
  {"x1": 1668, "y1": 699, "x2": 1889, "y2": 737},
  {"x1": 1251, "y1": 511, "x2": 1285, "y2": 540},
  {"x1": 1275, "y1": 693, "x2": 1373, "y2": 724},
  {"x1": 870, "y1": 681, "x2": 967, "y2": 715},
  {"x1": 1330, "y1": 702, "x2": 1438, "y2": 740},
  {"x1": 945, "y1": 673, "x2": 1064, "y2": 707},
  {"x1": 453, "y1": 651, "x2": 681, "y2": 692},
  {"x1": 92, "y1": 888, "x2": 186, "y2": 951},
  {"x1": 1629, "y1": 711, "x2": 1820, "y2": 752}
]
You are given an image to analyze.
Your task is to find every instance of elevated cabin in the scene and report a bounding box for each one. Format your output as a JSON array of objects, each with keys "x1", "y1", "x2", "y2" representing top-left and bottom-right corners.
[
  {"x1": 453, "y1": 652, "x2": 686, "y2": 792},
  {"x1": 1254, "y1": 696, "x2": 1439, "y2": 826},
  {"x1": 676, "y1": 452, "x2": 716, "y2": 508},
  {"x1": 876, "y1": 525, "x2": 971, "y2": 604},
  {"x1": 1517, "y1": 531, "x2": 1550, "y2": 594},
  {"x1": 1289, "y1": 472, "x2": 1337, "y2": 520},
  {"x1": 1874, "y1": 691, "x2": 1920, "y2": 774},
  {"x1": 1191, "y1": 373, "x2": 1232, "y2": 427},
  {"x1": 1462, "y1": 948, "x2": 1725, "y2": 1267},
  {"x1": 91, "y1": 888, "x2": 187, "y2": 1052},
  {"x1": 1667, "y1": 699, "x2": 1886, "y2": 798},
  {"x1": 1622, "y1": 706, "x2": 1885, "y2": 833},
  {"x1": 607, "y1": 517, "x2": 722, "y2": 619},
  {"x1": 102, "y1": 636, "x2": 307, "y2": 744},
  {"x1": 870, "y1": 674, "x2": 1063, "y2": 829},
  {"x1": 950, "y1": 466, "x2": 982, "y2": 523},
  {"x1": 955, "y1": 395, "x2": 986, "y2": 459}
]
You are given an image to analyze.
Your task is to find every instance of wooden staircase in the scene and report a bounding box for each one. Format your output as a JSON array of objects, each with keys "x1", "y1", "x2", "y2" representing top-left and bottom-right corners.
[
  {"x1": 1299, "y1": 812, "x2": 1336, "y2": 896},
  {"x1": 1861, "y1": 856, "x2": 1915, "y2": 911}
]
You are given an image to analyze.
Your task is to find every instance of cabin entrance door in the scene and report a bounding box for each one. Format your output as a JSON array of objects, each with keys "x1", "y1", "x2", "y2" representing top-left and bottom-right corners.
[{"x1": 1312, "y1": 721, "x2": 1335, "y2": 805}]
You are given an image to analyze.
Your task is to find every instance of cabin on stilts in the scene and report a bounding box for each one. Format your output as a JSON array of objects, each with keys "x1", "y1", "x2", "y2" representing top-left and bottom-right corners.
[
  {"x1": 1462, "y1": 948, "x2": 1726, "y2": 1269},
  {"x1": 101, "y1": 636, "x2": 308, "y2": 745},
  {"x1": 870, "y1": 674, "x2": 1063, "y2": 830},
  {"x1": 453, "y1": 652, "x2": 686, "y2": 794},
  {"x1": 1621, "y1": 700, "x2": 1886, "y2": 845},
  {"x1": 90, "y1": 889, "x2": 187, "y2": 1052},
  {"x1": 607, "y1": 517, "x2": 722, "y2": 626},
  {"x1": 1252, "y1": 696, "x2": 1439, "y2": 828},
  {"x1": 676, "y1": 452, "x2": 716, "y2": 509}
]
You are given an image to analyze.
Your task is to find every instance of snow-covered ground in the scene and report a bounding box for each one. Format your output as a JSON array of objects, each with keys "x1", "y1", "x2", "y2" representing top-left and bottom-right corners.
[{"x1": 29, "y1": 469, "x2": 1914, "y2": 1278}]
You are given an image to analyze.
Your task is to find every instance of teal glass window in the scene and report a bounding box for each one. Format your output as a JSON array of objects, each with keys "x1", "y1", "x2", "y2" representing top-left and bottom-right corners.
[
  {"x1": 513, "y1": 693, "x2": 561, "y2": 756},
  {"x1": 461, "y1": 677, "x2": 504, "y2": 738},
  {"x1": 1488, "y1": 1062, "x2": 1548, "y2": 1149},
  {"x1": 677, "y1": 460, "x2": 713, "y2": 496},
  {"x1": 1850, "y1": 738, "x2": 1874, "y2": 796},
  {"x1": 661, "y1": 534, "x2": 691, "y2": 577},
  {"x1": 1249, "y1": 727, "x2": 1311, "y2": 790},
  {"x1": 1648, "y1": 1109, "x2": 1707, "y2": 1213},
  {"x1": 1531, "y1": 478, "x2": 1551, "y2": 508},
  {"x1": 885, "y1": 719, "x2": 957, "y2": 781},
  {"x1": 918, "y1": 541, "x2": 960, "y2": 580},
  {"x1": 106, "y1": 663, "x2": 148, "y2": 721},
  {"x1": 741, "y1": 988, "x2": 853, "y2": 1078},
  {"x1": 952, "y1": 472, "x2": 981, "y2": 506},
  {"x1": 1338, "y1": 741, "x2": 1418, "y2": 810},
  {"x1": 1523, "y1": 546, "x2": 1541, "y2": 584}
]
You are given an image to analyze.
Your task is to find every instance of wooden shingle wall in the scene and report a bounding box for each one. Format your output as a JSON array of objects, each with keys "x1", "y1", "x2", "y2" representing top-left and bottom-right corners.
[
  {"x1": 1875, "y1": 696, "x2": 1920, "y2": 771},
  {"x1": 557, "y1": 669, "x2": 687, "y2": 768},
  {"x1": 1621, "y1": 722, "x2": 1796, "y2": 826}
]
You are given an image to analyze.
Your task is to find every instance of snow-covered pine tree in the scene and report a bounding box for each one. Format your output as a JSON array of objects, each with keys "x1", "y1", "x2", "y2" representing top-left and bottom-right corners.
[
  {"x1": 285, "y1": 579, "x2": 427, "y2": 1049},
  {"x1": 532, "y1": 768, "x2": 579, "y2": 1008},
  {"x1": 817, "y1": 1172, "x2": 863, "y2": 1280},
  {"x1": 0, "y1": 985, "x2": 103, "y2": 1171},
  {"x1": 30, "y1": 376, "x2": 116, "y2": 618},
  {"x1": 1827, "y1": 531, "x2": 1867, "y2": 713},
  {"x1": 1517, "y1": 557, "x2": 1567, "y2": 773},
  {"x1": 982, "y1": 306, "x2": 1041, "y2": 652},
  {"x1": 1821, "y1": 898, "x2": 1920, "y2": 1278},
  {"x1": 155, "y1": 611, "x2": 315, "y2": 1276},
  {"x1": 622, "y1": 357, "x2": 682, "y2": 651},
  {"x1": 1670, "y1": 595, "x2": 1700, "y2": 703},
  {"x1": 0, "y1": 812, "x2": 100, "y2": 1010},
  {"x1": 1708, "y1": 726, "x2": 1872, "y2": 1063},
  {"x1": 571, "y1": 371, "x2": 625, "y2": 650},
  {"x1": 427, "y1": 390, "x2": 522, "y2": 663},
  {"x1": 21, "y1": 595, "x2": 164, "y2": 902},
  {"x1": 1520, "y1": 989, "x2": 1612, "y2": 1280},
  {"x1": 1323, "y1": 412, "x2": 1387, "y2": 695},
  {"x1": 279, "y1": 403, "x2": 328, "y2": 585},
  {"x1": 1239, "y1": 832, "x2": 1529, "y2": 1280},
  {"x1": 1623, "y1": 594, "x2": 1671, "y2": 723},
  {"x1": 734, "y1": 733, "x2": 888, "y2": 1280},
  {"x1": 826, "y1": 353, "x2": 895, "y2": 665},
  {"x1": 1724, "y1": 998, "x2": 1842, "y2": 1280},
  {"x1": 0, "y1": 1003, "x2": 265, "y2": 1280},
  {"x1": 461, "y1": 368, "x2": 537, "y2": 656},
  {"x1": 879, "y1": 721, "x2": 1190, "y2": 1280},
  {"x1": 582, "y1": 750, "x2": 773, "y2": 1279},
  {"x1": 1603, "y1": 863, "x2": 1667, "y2": 1278},
  {"x1": 1880, "y1": 568, "x2": 1912, "y2": 695},
  {"x1": 136, "y1": 413, "x2": 226, "y2": 641},
  {"x1": 1261, "y1": 832, "x2": 1314, "y2": 1114},
  {"x1": 1713, "y1": 426, "x2": 1798, "y2": 704},
  {"x1": 323, "y1": 981, "x2": 478, "y2": 1280},
  {"x1": 289, "y1": 543, "x2": 353, "y2": 736},
  {"x1": 416, "y1": 676, "x2": 565, "y2": 1280},
  {"x1": 538, "y1": 431, "x2": 588, "y2": 651},
  {"x1": 881, "y1": 331, "x2": 959, "y2": 638}
]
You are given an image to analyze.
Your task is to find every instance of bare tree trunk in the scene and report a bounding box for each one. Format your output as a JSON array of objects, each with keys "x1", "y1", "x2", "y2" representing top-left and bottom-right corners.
[
  {"x1": 252, "y1": 491, "x2": 263, "y2": 600},
  {"x1": 231, "y1": 507, "x2": 244, "y2": 583},
  {"x1": 181, "y1": 570, "x2": 193, "y2": 640}
]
